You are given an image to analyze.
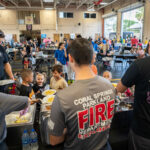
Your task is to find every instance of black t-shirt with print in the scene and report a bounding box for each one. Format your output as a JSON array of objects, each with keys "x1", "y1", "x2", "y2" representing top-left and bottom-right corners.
[
  {"x1": 19, "y1": 84, "x2": 33, "y2": 97},
  {"x1": 0, "y1": 45, "x2": 9, "y2": 80},
  {"x1": 121, "y1": 56, "x2": 150, "y2": 139}
]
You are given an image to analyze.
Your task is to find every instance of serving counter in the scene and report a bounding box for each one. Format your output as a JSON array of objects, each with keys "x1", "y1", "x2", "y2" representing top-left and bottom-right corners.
[{"x1": 6, "y1": 104, "x2": 36, "y2": 148}]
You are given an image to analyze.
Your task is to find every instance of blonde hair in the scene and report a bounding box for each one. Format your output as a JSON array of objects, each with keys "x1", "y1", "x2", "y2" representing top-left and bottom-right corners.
[
  {"x1": 36, "y1": 72, "x2": 47, "y2": 83},
  {"x1": 103, "y1": 71, "x2": 112, "y2": 80}
]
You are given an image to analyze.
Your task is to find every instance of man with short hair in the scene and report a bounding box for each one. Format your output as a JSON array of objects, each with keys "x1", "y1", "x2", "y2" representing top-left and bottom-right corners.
[
  {"x1": 48, "y1": 38, "x2": 115, "y2": 150},
  {"x1": 0, "y1": 30, "x2": 14, "y2": 92}
]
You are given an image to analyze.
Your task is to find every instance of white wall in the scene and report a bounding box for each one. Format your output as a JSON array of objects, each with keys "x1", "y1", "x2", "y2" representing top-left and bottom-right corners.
[
  {"x1": 57, "y1": 8, "x2": 102, "y2": 40},
  {"x1": 0, "y1": 9, "x2": 102, "y2": 41}
]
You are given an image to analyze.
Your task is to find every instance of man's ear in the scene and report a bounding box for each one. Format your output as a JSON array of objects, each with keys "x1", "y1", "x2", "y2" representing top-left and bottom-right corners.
[{"x1": 69, "y1": 54, "x2": 74, "y2": 63}]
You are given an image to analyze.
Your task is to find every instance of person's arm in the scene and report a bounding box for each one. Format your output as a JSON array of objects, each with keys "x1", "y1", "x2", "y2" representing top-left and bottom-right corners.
[
  {"x1": 0, "y1": 93, "x2": 28, "y2": 115},
  {"x1": 116, "y1": 62, "x2": 139, "y2": 93},
  {"x1": 48, "y1": 96, "x2": 66, "y2": 146},
  {"x1": 4, "y1": 63, "x2": 14, "y2": 80},
  {"x1": 64, "y1": 48, "x2": 67, "y2": 58},
  {"x1": 54, "y1": 51, "x2": 58, "y2": 64}
]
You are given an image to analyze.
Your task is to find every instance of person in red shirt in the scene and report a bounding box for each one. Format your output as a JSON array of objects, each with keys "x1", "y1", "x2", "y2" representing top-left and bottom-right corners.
[{"x1": 131, "y1": 36, "x2": 138, "y2": 47}]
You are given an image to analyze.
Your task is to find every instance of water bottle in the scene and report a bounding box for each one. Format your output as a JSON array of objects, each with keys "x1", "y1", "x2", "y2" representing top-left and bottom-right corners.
[
  {"x1": 22, "y1": 130, "x2": 30, "y2": 150},
  {"x1": 30, "y1": 129, "x2": 38, "y2": 150}
]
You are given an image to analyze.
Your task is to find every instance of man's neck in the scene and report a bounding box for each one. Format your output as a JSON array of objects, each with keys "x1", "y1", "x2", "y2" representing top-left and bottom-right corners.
[{"x1": 75, "y1": 65, "x2": 96, "y2": 80}]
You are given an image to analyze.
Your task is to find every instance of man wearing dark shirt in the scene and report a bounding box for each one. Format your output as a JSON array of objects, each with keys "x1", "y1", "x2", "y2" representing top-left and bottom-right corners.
[
  {"x1": 117, "y1": 57, "x2": 150, "y2": 150},
  {"x1": 0, "y1": 30, "x2": 14, "y2": 92}
]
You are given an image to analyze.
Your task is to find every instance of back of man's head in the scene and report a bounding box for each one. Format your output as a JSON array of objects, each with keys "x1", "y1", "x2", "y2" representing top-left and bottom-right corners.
[{"x1": 67, "y1": 38, "x2": 93, "y2": 66}]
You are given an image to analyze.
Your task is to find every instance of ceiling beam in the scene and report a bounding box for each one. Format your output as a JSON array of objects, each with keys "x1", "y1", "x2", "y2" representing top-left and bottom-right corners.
[
  {"x1": 40, "y1": 0, "x2": 44, "y2": 8},
  {"x1": 77, "y1": 0, "x2": 88, "y2": 9},
  {"x1": 0, "y1": 1, "x2": 6, "y2": 7},
  {"x1": 97, "y1": 0, "x2": 118, "y2": 10},
  {"x1": 65, "y1": 0, "x2": 73, "y2": 8},
  {"x1": 7, "y1": 6, "x2": 42, "y2": 10},
  {"x1": 25, "y1": 0, "x2": 31, "y2": 7},
  {"x1": 54, "y1": 0, "x2": 58, "y2": 8},
  {"x1": 10, "y1": 0, "x2": 18, "y2": 7}
]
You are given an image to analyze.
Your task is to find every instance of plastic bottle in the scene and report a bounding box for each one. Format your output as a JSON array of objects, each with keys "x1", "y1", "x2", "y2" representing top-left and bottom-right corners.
[
  {"x1": 22, "y1": 130, "x2": 30, "y2": 150},
  {"x1": 30, "y1": 129, "x2": 38, "y2": 150}
]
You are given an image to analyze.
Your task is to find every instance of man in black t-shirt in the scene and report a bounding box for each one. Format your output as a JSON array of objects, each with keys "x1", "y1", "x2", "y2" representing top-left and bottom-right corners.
[
  {"x1": 0, "y1": 30, "x2": 14, "y2": 92},
  {"x1": 117, "y1": 57, "x2": 150, "y2": 150}
]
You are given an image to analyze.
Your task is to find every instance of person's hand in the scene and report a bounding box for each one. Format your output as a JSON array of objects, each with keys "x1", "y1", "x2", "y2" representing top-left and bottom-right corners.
[
  {"x1": 30, "y1": 99, "x2": 40, "y2": 105},
  {"x1": 10, "y1": 76, "x2": 15, "y2": 81}
]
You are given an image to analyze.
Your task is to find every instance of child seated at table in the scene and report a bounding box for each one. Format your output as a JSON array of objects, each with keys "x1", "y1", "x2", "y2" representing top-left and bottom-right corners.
[
  {"x1": 103, "y1": 71, "x2": 112, "y2": 81},
  {"x1": 33, "y1": 72, "x2": 49, "y2": 98},
  {"x1": 50, "y1": 64, "x2": 68, "y2": 91},
  {"x1": 136, "y1": 45, "x2": 145, "y2": 59},
  {"x1": 19, "y1": 69, "x2": 34, "y2": 98}
]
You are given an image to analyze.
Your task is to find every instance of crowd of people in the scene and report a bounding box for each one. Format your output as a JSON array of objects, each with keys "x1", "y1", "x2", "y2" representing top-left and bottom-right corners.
[{"x1": 1, "y1": 28, "x2": 150, "y2": 150}]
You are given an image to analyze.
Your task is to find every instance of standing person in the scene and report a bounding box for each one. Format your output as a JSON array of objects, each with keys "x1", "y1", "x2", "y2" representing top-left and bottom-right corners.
[
  {"x1": 0, "y1": 93, "x2": 29, "y2": 149},
  {"x1": 117, "y1": 57, "x2": 150, "y2": 150},
  {"x1": 0, "y1": 30, "x2": 14, "y2": 92},
  {"x1": 54, "y1": 43, "x2": 68, "y2": 80},
  {"x1": 48, "y1": 38, "x2": 115, "y2": 150},
  {"x1": 131, "y1": 36, "x2": 138, "y2": 47}
]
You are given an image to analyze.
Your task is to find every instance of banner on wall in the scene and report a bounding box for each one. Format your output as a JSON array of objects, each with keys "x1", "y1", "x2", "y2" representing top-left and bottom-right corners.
[
  {"x1": 25, "y1": 16, "x2": 33, "y2": 25},
  {"x1": 41, "y1": 34, "x2": 47, "y2": 39}
]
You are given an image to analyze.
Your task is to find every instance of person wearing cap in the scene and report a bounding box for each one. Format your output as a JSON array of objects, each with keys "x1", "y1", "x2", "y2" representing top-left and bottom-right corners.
[{"x1": 0, "y1": 30, "x2": 14, "y2": 92}]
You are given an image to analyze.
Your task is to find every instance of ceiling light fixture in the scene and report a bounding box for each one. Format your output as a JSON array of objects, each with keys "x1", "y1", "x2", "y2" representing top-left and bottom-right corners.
[
  {"x1": 45, "y1": 7, "x2": 54, "y2": 10},
  {"x1": 0, "y1": 7, "x2": 5, "y2": 9},
  {"x1": 43, "y1": 0, "x2": 54, "y2": 2}
]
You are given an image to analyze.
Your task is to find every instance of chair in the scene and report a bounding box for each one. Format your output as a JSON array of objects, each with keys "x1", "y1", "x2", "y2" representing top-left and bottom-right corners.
[{"x1": 114, "y1": 56, "x2": 124, "y2": 70}]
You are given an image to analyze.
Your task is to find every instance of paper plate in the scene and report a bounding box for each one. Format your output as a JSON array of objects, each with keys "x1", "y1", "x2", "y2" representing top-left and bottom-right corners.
[
  {"x1": 42, "y1": 89, "x2": 56, "y2": 96},
  {"x1": 42, "y1": 95, "x2": 55, "y2": 105},
  {"x1": 0, "y1": 79, "x2": 14, "y2": 86}
]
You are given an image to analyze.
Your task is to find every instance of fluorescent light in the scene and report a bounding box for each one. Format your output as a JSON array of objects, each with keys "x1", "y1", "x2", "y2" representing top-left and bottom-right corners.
[
  {"x1": 43, "y1": 0, "x2": 54, "y2": 2},
  {"x1": 0, "y1": 7, "x2": 5, "y2": 9},
  {"x1": 45, "y1": 8, "x2": 53, "y2": 10},
  {"x1": 100, "y1": 2, "x2": 108, "y2": 5}
]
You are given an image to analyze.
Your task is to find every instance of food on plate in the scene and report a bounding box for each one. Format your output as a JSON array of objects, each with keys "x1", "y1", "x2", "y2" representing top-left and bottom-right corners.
[
  {"x1": 15, "y1": 117, "x2": 28, "y2": 124},
  {"x1": 112, "y1": 83, "x2": 117, "y2": 88},
  {"x1": 45, "y1": 105, "x2": 51, "y2": 110},
  {"x1": 42, "y1": 89, "x2": 56, "y2": 96},
  {"x1": 47, "y1": 97, "x2": 54, "y2": 103}
]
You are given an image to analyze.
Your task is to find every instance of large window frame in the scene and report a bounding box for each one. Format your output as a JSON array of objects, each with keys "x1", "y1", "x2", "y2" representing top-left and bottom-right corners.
[
  {"x1": 104, "y1": 15, "x2": 117, "y2": 39},
  {"x1": 121, "y1": 6, "x2": 144, "y2": 40},
  {"x1": 18, "y1": 11, "x2": 40, "y2": 25}
]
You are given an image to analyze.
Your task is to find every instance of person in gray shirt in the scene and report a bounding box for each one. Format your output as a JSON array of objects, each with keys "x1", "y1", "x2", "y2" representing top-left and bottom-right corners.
[
  {"x1": 48, "y1": 38, "x2": 115, "y2": 150},
  {"x1": 0, "y1": 92, "x2": 29, "y2": 145}
]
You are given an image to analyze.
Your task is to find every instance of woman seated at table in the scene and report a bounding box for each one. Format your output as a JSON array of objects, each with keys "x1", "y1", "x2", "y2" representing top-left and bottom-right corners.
[{"x1": 136, "y1": 45, "x2": 145, "y2": 59}]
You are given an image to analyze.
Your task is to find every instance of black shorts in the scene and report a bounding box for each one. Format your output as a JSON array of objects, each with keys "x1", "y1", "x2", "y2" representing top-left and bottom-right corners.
[{"x1": 129, "y1": 129, "x2": 150, "y2": 150}]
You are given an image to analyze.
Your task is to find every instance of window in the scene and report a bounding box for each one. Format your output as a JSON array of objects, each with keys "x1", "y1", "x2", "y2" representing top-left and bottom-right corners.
[
  {"x1": 104, "y1": 16, "x2": 117, "y2": 39},
  {"x1": 84, "y1": 13, "x2": 96, "y2": 19},
  {"x1": 91, "y1": 13, "x2": 96, "y2": 18},
  {"x1": 121, "y1": 7, "x2": 144, "y2": 40},
  {"x1": 18, "y1": 11, "x2": 40, "y2": 25},
  {"x1": 59, "y1": 12, "x2": 73, "y2": 18},
  {"x1": 84, "y1": 13, "x2": 90, "y2": 18}
]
